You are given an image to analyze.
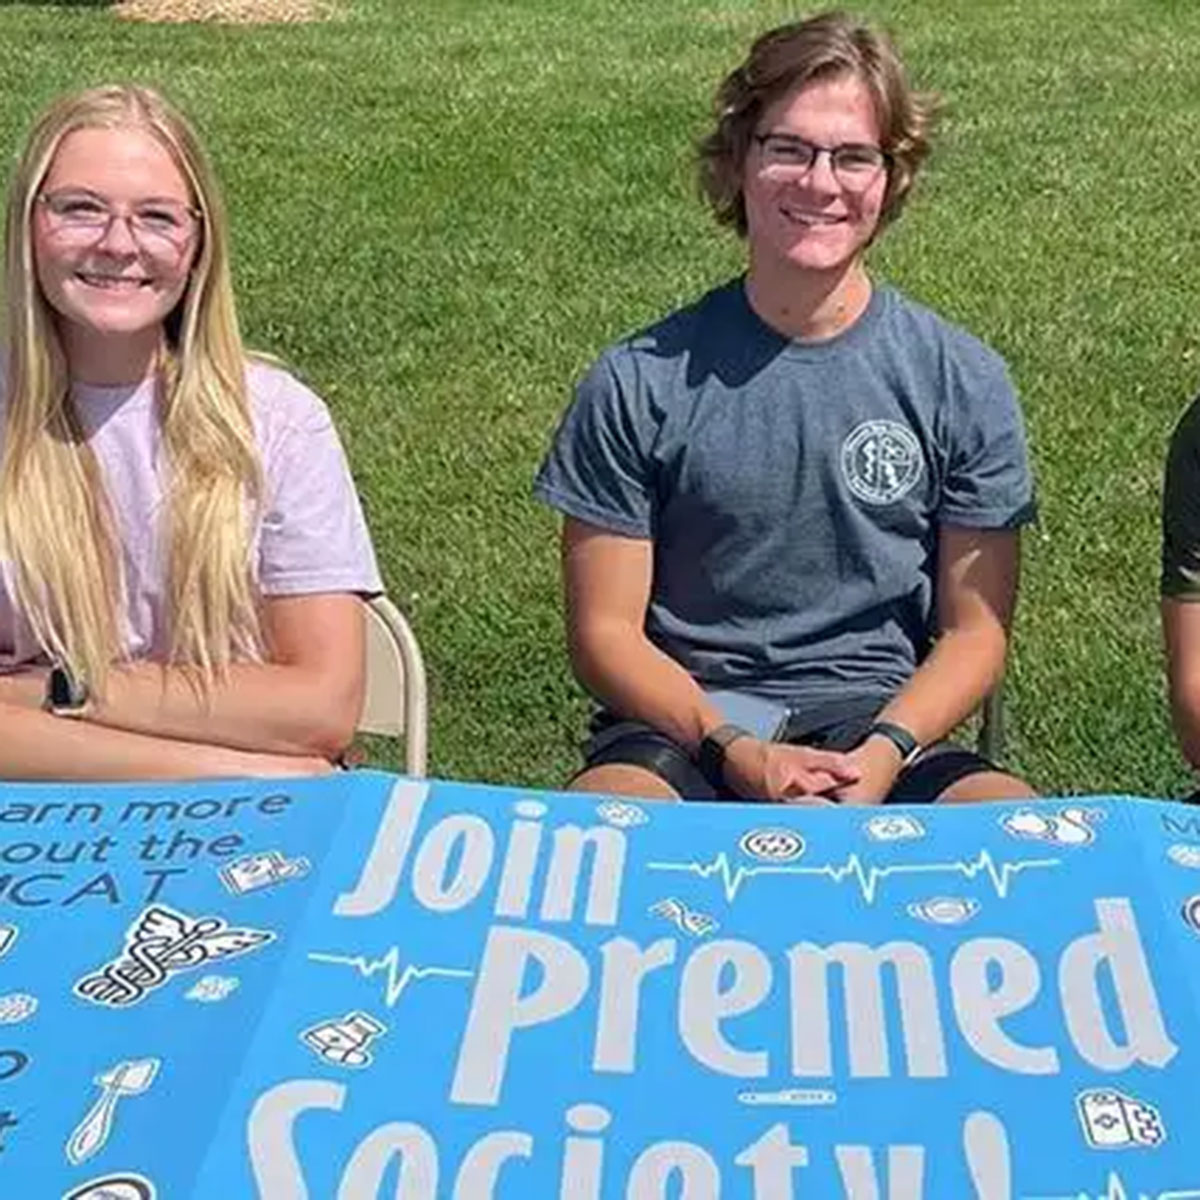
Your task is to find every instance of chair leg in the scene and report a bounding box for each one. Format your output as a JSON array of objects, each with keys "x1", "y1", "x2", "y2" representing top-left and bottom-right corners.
[{"x1": 978, "y1": 689, "x2": 1005, "y2": 762}]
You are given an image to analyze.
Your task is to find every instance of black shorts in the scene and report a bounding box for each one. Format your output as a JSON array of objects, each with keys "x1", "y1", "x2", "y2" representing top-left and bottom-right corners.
[{"x1": 581, "y1": 695, "x2": 999, "y2": 804}]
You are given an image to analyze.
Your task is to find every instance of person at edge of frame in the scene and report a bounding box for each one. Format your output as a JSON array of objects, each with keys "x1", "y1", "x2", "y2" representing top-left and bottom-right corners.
[
  {"x1": 533, "y1": 11, "x2": 1039, "y2": 806},
  {"x1": 1159, "y1": 393, "x2": 1200, "y2": 803},
  {"x1": 0, "y1": 84, "x2": 382, "y2": 780}
]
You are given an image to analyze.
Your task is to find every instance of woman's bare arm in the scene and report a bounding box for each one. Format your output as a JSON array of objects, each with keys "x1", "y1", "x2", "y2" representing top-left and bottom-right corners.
[{"x1": 0, "y1": 593, "x2": 365, "y2": 761}]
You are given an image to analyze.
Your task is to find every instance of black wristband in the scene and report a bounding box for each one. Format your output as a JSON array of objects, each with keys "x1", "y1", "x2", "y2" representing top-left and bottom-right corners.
[
  {"x1": 696, "y1": 723, "x2": 753, "y2": 784},
  {"x1": 865, "y1": 720, "x2": 921, "y2": 765}
]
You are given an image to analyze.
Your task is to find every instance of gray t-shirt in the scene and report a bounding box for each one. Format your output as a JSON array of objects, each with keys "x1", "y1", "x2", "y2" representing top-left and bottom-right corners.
[{"x1": 535, "y1": 279, "x2": 1036, "y2": 706}]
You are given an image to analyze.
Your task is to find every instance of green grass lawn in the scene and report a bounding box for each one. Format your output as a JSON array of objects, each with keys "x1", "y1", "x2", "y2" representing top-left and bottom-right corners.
[{"x1": 2, "y1": 0, "x2": 1198, "y2": 797}]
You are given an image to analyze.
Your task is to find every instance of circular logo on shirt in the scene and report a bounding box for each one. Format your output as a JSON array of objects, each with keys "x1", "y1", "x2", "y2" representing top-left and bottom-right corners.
[{"x1": 840, "y1": 420, "x2": 923, "y2": 506}]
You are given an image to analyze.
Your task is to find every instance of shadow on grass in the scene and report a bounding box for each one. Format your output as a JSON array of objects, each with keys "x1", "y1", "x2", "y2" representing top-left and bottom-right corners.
[{"x1": 8, "y1": 1, "x2": 115, "y2": 7}]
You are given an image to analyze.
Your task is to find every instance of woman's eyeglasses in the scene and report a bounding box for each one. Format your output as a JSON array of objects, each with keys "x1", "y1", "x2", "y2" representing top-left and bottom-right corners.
[{"x1": 37, "y1": 190, "x2": 201, "y2": 253}]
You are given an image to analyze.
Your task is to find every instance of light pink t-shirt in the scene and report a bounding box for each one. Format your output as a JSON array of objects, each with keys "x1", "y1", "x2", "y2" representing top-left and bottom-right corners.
[{"x1": 0, "y1": 359, "x2": 382, "y2": 666}]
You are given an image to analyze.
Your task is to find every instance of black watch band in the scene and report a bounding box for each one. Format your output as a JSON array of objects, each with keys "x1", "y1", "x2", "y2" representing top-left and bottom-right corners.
[
  {"x1": 696, "y1": 722, "x2": 753, "y2": 784},
  {"x1": 865, "y1": 720, "x2": 921, "y2": 765}
]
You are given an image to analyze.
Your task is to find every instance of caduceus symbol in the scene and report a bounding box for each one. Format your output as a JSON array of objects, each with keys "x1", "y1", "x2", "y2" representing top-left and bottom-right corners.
[{"x1": 75, "y1": 906, "x2": 274, "y2": 1007}]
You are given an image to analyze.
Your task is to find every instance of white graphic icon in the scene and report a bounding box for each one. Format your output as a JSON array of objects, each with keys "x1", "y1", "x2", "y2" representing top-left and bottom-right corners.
[
  {"x1": 739, "y1": 827, "x2": 806, "y2": 862},
  {"x1": 307, "y1": 946, "x2": 473, "y2": 1009},
  {"x1": 841, "y1": 419, "x2": 923, "y2": 505},
  {"x1": 185, "y1": 975, "x2": 240, "y2": 1003},
  {"x1": 1168, "y1": 843, "x2": 1200, "y2": 869},
  {"x1": 649, "y1": 846, "x2": 1058, "y2": 904},
  {"x1": 1026, "y1": 1170, "x2": 1200, "y2": 1200},
  {"x1": 0, "y1": 993, "x2": 37, "y2": 1024},
  {"x1": 649, "y1": 897, "x2": 718, "y2": 938},
  {"x1": 595, "y1": 800, "x2": 648, "y2": 828},
  {"x1": 63, "y1": 1173, "x2": 156, "y2": 1200},
  {"x1": 1000, "y1": 805, "x2": 1100, "y2": 847},
  {"x1": 738, "y1": 1088, "x2": 836, "y2": 1106},
  {"x1": 301, "y1": 1011, "x2": 387, "y2": 1068},
  {"x1": 864, "y1": 814, "x2": 926, "y2": 842},
  {"x1": 907, "y1": 896, "x2": 980, "y2": 925},
  {"x1": 74, "y1": 905, "x2": 274, "y2": 1007},
  {"x1": 1181, "y1": 894, "x2": 1200, "y2": 934},
  {"x1": 0, "y1": 925, "x2": 17, "y2": 959},
  {"x1": 219, "y1": 850, "x2": 310, "y2": 895},
  {"x1": 66, "y1": 1058, "x2": 160, "y2": 1165},
  {"x1": 1076, "y1": 1089, "x2": 1166, "y2": 1149}
]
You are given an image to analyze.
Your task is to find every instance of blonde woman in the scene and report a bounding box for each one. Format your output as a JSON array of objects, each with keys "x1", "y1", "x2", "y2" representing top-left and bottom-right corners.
[{"x1": 0, "y1": 85, "x2": 381, "y2": 779}]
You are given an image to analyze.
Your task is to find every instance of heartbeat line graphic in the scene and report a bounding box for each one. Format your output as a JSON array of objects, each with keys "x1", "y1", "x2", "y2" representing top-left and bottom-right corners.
[
  {"x1": 646, "y1": 848, "x2": 1060, "y2": 904},
  {"x1": 307, "y1": 946, "x2": 473, "y2": 1008},
  {"x1": 1023, "y1": 1173, "x2": 1200, "y2": 1200}
]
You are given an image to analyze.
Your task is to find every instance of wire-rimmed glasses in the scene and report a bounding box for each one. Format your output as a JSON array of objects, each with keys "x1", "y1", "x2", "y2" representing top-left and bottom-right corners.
[
  {"x1": 753, "y1": 134, "x2": 890, "y2": 191},
  {"x1": 37, "y1": 190, "x2": 201, "y2": 256}
]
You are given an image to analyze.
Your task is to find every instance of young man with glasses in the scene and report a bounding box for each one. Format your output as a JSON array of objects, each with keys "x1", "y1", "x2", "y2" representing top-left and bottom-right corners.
[{"x1": 535, "y1": 12, "x2": 1037, "y2": 805}]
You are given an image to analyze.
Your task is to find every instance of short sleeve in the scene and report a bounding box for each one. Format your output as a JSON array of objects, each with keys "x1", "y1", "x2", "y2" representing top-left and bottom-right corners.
[
  {"x1": 254, "y1": 371, "x2": 382, "y2": 597},
  {"x1": 938, "y1": 354, "x2": 1037, "y2": 530},
  {"x1": 533, "y1": 349, "x2": 658, "y2": 538},
  {"x1": 1162, "y1": 396, "x2": 1200, "y2": 599}
]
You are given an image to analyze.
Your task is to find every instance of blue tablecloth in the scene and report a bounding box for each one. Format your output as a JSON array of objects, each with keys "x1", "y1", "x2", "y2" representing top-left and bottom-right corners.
[{"x1": 2, "y1": 771, "x2": 1200, "y2": 1196}]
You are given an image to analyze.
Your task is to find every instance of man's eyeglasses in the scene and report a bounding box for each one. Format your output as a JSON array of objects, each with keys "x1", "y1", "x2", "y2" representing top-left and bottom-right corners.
[
  {"x1": 753, "y1": 134, "x2": 890, "y2": 191},
  {"x1": 37, "y1": 190, "x2": 201, "y2": 253}
]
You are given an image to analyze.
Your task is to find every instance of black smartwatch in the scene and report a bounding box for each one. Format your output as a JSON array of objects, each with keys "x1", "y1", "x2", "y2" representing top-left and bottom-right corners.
[
  {"x1": 696, "y1": 722, "x2": 753, "y2": 784},
  {"x1": 45, "y1": 663, "x2": 90, "y2": 718},
  {"x1": 865, "y1": 719, "x2": 921, "y2": 765}
]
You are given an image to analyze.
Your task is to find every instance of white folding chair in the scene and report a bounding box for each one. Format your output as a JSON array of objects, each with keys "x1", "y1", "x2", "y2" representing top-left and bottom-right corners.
[{"x1": 358, "y1": 594, "x2": 428, "y2": 777}]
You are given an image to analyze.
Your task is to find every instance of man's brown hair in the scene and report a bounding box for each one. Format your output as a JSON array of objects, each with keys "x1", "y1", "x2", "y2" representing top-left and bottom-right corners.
[{"x1": 699, "y1": 10, "x2": 937, "y2": 236}]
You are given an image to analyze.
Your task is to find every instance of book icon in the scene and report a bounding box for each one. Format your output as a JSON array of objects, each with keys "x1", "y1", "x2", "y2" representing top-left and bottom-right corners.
[
  {"x1": 1076, "y1": 1088, "x2": 1166, "y2": 1148},
  {"x1": 219, "y1": 850, "x2": 310, "y2": 896}
]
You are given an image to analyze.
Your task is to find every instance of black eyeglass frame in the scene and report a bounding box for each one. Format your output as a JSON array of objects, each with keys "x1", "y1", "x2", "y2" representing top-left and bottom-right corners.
[{"x1": 751, "y1": 134, "x2": 893, "y2": 183}]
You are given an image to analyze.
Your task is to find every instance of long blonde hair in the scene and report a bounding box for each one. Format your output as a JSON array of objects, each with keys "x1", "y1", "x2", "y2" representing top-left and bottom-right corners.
[{"x1": 1, "y1": 84, "x2": 263, "y2": 694}]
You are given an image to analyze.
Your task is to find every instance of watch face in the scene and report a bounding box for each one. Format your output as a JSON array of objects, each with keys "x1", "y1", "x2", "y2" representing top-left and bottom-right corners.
[
  {"x1": 49, "y1": 666, "x2": 75, "y2": 709},
  {"x1": 49, "y1": 665, "x2": 85, "y2": 711}
]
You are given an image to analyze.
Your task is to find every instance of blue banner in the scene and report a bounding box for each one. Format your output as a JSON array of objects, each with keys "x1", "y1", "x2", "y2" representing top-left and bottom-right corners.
[{"x1": 3, "y1": 771, "x2": 1200, "y2": 1197}]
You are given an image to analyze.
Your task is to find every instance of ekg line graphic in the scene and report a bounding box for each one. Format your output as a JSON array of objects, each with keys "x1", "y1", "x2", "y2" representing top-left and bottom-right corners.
[
  {"x1": 1022, "y1": 1172, "x2": 1200, "y2": 1200},
  {"x1": 646, "y1": 848, "x2": 1060, "y2": 904},
  {"x1": 307, "y1": 946, "x2": 473, "y2": 1008}
]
